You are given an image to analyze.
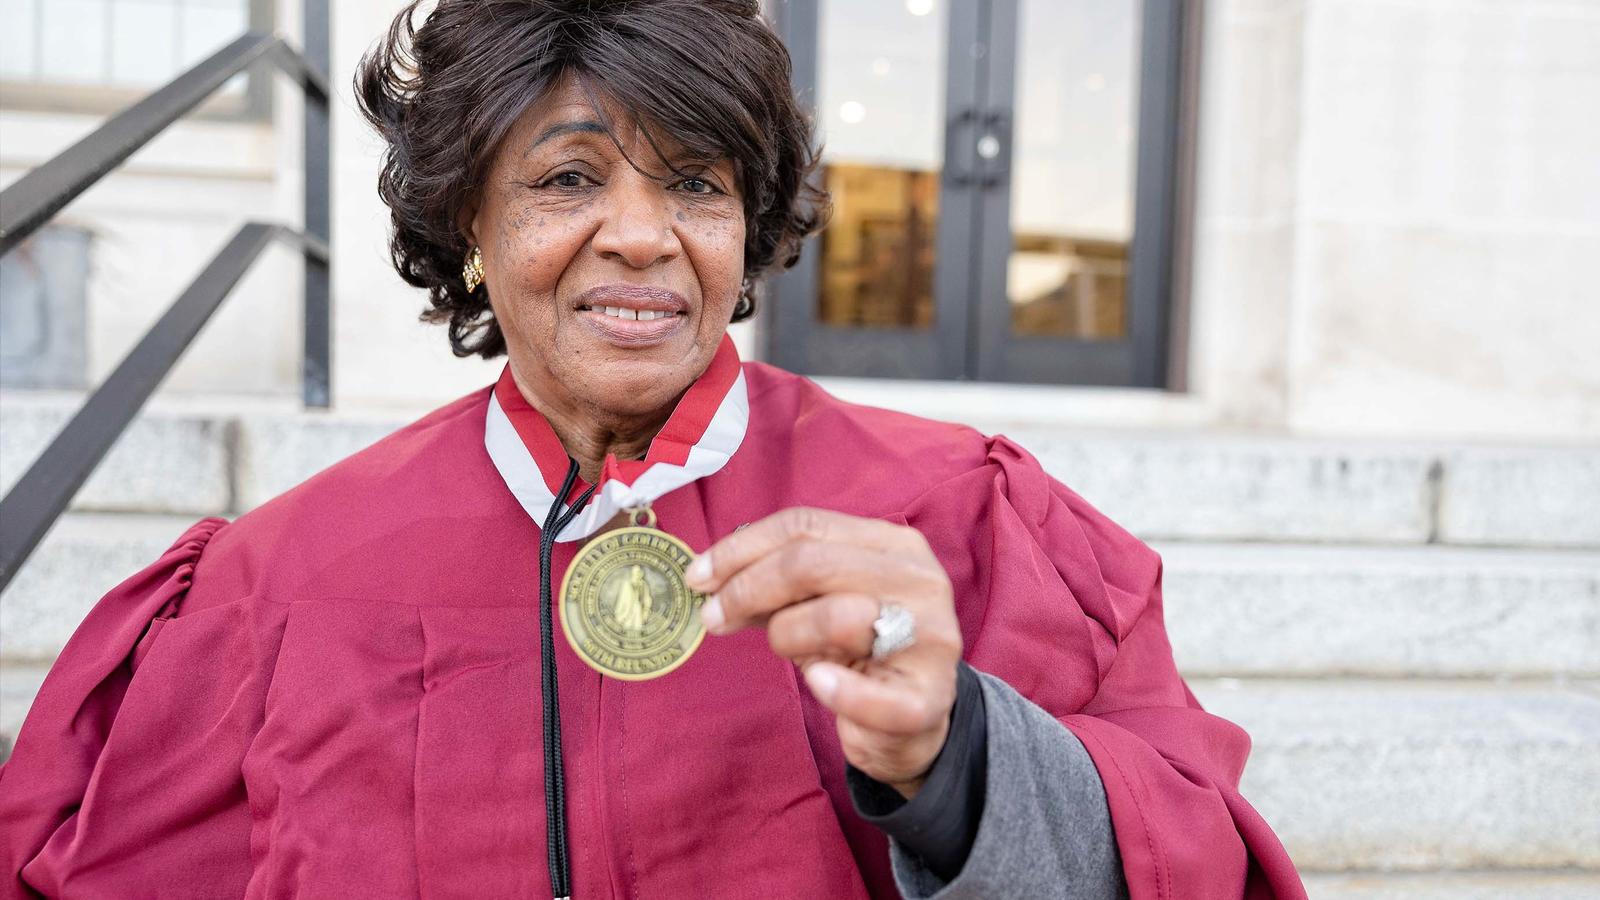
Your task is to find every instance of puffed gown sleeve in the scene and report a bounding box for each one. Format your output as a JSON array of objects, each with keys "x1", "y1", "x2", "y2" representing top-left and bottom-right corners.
[
  {"x1": 899, "y1": 436, "x2": 1307, "y2": 900},
  {"x1": 0, "y1": 518, "x2": 267, "y2": 899}
]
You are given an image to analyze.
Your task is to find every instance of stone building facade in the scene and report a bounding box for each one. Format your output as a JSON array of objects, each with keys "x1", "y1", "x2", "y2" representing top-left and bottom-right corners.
[{"x1": 2, "y1": 1, "x2": 1597, "y2": 896}]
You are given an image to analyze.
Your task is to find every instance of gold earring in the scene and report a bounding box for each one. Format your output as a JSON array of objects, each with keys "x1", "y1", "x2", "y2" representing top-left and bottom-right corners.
[{"x1": 462, "y1": 247, "x2": 484, "y2": 293}]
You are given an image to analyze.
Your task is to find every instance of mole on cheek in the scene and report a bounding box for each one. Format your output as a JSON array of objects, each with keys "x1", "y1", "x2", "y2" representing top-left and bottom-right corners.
[{"x1": 675, "y1": 211, "x2": 687, "y2": 222}]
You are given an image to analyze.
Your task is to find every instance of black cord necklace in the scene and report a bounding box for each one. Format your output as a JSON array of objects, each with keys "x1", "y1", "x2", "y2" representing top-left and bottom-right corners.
[{"x1": 538, "y1": 458, "x2": 596, "y2": 900}]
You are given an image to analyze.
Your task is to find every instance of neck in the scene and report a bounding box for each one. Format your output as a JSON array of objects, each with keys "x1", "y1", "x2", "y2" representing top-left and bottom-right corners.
[{"x1": 507, "y1": 363, "x2": 676, "y2": 486}]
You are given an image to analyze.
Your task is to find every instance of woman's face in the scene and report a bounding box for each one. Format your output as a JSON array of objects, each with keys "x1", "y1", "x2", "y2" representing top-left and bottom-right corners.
[{"x1": 466, "y1": 77, "x2": 745, "y2": 422}]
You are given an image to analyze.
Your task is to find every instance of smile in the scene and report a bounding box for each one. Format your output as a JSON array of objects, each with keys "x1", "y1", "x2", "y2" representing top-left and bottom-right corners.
[
  {"x1": 578, "y1": 306, "x2": 679, "y2": 322},
  {"x1": 572, "y1": 283, "x2": 691, "y2": 348}
]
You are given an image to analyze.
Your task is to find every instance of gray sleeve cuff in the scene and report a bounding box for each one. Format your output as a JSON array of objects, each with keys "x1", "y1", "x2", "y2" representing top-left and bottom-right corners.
[
  {"x1": 848, "y1": 661, "x2": 986, "y2": 880},
  {"x1": 889, "y1": 670, "x2": 1128, "y2": 900}
]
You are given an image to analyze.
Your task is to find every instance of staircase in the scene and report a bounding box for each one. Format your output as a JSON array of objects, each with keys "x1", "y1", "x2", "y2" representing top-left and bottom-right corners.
[{"x1": 2, "y1": 393, "x2": 1596, "y2": 897}]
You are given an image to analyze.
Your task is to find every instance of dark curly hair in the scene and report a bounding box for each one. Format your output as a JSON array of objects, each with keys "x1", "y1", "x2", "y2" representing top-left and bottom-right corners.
[{"x1": 356, "y1": 0, "x2": 829, "y2": 358}]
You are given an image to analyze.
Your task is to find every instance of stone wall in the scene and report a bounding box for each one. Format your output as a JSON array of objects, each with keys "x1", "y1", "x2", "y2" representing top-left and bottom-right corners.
[{"x1": 2, "y1": 0, "x2": 1597, "y2": 428}]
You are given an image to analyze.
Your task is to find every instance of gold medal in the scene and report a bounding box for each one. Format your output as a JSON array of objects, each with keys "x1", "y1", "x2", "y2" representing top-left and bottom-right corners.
[{"x1": 559, "y1": 506, "x2": 706, "y2": 680}]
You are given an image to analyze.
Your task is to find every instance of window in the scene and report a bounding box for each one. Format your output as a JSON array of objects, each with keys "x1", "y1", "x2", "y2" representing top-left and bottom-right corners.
[
  {"x1": 767, "y1": 0, "x2": 1199, "y2": 388},
  {"x1": 0, "y1": 0, "x2": 271, "y2": 118}
]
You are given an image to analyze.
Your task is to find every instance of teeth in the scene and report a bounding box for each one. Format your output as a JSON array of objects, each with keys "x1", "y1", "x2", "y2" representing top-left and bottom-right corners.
[{"x1": 591, "y1": 306, "x2": 675, "y2": 321}]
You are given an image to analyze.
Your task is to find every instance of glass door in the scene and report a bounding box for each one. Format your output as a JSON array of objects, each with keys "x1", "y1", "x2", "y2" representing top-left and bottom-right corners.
[
  {"x1": 770, "y1": 0, "x2": 1192, "y2": 387},
  {"x1": 970, "y1": 0, "x2": 1187, "y2": 386},
  {"x1": 767, "y1": 0, "x2": 982, "y2": 379},
  {"x1": 814, "y1": 0, "x2": 945, "y2": 333}
]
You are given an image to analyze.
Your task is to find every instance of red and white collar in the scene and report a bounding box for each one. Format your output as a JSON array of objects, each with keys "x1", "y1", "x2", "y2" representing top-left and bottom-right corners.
[{"x1": 484, "y1": 336, "x2": 748, "y2": 542}]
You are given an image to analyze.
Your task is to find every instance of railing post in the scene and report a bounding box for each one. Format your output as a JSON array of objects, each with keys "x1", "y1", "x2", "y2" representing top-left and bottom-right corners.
[{"x1": 302, "y1": 0, "x2": 332, "y2": 408}]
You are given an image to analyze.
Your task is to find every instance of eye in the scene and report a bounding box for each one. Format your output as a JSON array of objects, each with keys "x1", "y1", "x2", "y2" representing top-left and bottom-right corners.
[
  {"x1": 543, "y1": 171, "x2": 592, "y2": 189},
  {"x1": 674, "y1": 177, "x2": 718, "y2": 195}
]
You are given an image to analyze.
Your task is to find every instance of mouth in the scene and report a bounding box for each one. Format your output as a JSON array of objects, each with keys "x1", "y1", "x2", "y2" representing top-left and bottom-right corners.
[
  {"x1": 572, "y1": 283, "x2": 690, "y2": 347},
  {"x1": 580, "y1": 306, "x2": 677, "y2": 322}
]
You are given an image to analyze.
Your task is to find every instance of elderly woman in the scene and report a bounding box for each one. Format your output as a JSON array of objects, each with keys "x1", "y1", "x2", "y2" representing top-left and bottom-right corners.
[{"x1": 0, "y1": 2, "x2": 1305, "y2": 898}]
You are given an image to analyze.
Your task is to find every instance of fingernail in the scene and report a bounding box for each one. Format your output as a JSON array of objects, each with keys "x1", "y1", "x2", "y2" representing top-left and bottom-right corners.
[
  {"x1": 804, "y1": 663, "x2": 839, "y2": 701},
  {"x1": 686, "y1": 554, "x2": 711, "y2": 586},
  {"x1": 700, "y1": 595, "x2": 724, "y2": 632}
]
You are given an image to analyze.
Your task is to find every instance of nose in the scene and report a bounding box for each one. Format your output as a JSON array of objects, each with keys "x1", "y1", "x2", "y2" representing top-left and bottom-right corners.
[{"x1": 590, "y1": 173, "x2": 682, "y2": 270}]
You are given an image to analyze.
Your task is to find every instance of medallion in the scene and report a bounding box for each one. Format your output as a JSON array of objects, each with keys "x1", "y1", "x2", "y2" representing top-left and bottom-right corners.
[{"x1": 559, "y1": 507, "x2": 706, "y2": 680}]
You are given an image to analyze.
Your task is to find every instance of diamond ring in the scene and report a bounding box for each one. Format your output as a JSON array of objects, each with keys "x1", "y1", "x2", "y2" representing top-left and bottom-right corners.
[{"x1": 870, "y1": 603, "x2": 916, "y2": 660}]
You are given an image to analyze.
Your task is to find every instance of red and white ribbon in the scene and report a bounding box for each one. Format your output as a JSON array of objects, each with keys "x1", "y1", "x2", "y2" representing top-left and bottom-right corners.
[{"x1": 484, "y1": 336, "x2": 748, "y2": 541}]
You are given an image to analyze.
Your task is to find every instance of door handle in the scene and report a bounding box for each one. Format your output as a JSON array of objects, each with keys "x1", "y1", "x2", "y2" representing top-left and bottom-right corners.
[{"x1": 942, "y1": 109, "x2": 980, "y2": 186}]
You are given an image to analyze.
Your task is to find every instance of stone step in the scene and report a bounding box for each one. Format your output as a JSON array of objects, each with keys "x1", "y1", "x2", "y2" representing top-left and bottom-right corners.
[
  {"x1": 1304, "y1": 871, "x2": 1600, "y2": 900},
  {"x1": 232, "y1": 412, "x2": 411, "y2": 511},
  {"x1": 0, "y1": 395, "x2": 407, "y2": 518},
  {"x1": 0, "y1": 513, "x2": 195, "y2": 662},
  {"x1": 3, "y1": 662, "x2": 1594, "y2": 877},
  {"x1": 1156, "y1": 541, "x2": 1600, "y2": 677},
  {"x1": 1010, "y1": 428, "x2": 1438, "y2": 544},
  {"x1": 3, "y1": 393, "x2": 1596, "y2": 547},
  {"x1": 0, "y1": 664, "x2": 45, "y2": 761},
  {"x1": 1438, "y1": 447, "x2": 1600, "y2": 549},
  {"x1": 1019, "y1": 431, "x2": 1598, "y2": 548},
  {"x1": 5, "y1": 513, "x2": 1597, "y2": 679},
  {"x1": 1192, "y1": 679, "x2": 1600, "y2": 873},
  {"x1": 0, "y1": 398, "x2": 232, "y2": 515}
]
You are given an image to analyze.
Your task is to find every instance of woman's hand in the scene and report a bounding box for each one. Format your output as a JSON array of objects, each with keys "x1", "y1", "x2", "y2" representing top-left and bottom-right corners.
[{"x1": 685, "y1": 508, "x2": 963, "y2": 798}]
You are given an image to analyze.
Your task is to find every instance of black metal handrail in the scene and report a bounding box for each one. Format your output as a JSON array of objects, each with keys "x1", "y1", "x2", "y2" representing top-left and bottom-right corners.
[
  {"x1": 0, "y1": 33, "x2": 328, "y2": 255},
  {"x1": 0, "y1": 2, "x2": 331, "y2": 593},
  {"x1": 0, "y1": 225, "x2": 328, "y2": 589}
]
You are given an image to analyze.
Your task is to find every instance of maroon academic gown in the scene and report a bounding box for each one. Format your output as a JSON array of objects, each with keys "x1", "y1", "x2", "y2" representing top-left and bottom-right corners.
[{"x1": 0, "y1": 338, "x2": 1306, "y2": 899}]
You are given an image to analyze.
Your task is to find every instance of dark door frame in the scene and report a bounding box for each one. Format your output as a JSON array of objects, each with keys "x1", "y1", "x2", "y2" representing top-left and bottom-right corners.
[
  {"x1": 766, "y1": 0, "x2": 1199, "y2": 389},
  {"x1": 766, "y1": 0, "x2": 981, "y2": 380}
]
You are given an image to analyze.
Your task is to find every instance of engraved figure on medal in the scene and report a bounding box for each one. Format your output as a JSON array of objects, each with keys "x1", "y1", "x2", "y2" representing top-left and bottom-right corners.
[
  {"x1": 610, "y1": 565, "x2": 655, "y2": 633},
  {"x1": 559, "y1": 505, "x2": 706, "y2": 680}
]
